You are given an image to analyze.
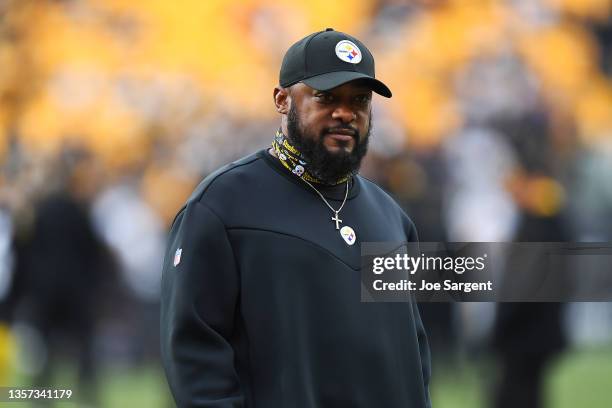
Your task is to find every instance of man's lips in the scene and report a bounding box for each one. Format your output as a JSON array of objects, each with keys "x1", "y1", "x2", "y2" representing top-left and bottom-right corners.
[
  {"x1": 325, "y1": 129, "x2": 357, "y2": 142},
  {"x1": 326, "y1": 133, "x2": 354, "y2": 142}
]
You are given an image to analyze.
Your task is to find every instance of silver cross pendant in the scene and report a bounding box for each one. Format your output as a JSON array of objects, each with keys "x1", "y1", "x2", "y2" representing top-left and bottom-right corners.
[{"x1": 331, "y1": 211, "x2": 343, "y2": 230}]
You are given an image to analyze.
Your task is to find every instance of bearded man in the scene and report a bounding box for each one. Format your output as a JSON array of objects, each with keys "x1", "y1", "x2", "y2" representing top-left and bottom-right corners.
[{"x1": 161, "y1": 28, "x2": 431, "y2": 408}]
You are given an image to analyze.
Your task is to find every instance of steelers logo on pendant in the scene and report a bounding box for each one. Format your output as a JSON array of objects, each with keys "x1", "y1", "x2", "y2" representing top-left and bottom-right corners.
[{"x1": 340, "y1": 226, "x2": 356, "y2": 246}]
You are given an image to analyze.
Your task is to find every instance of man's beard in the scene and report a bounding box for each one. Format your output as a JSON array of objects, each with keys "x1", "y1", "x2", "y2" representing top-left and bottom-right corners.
[{"x1": 286, "y1": 103, "x2": 371, "y2": 185}]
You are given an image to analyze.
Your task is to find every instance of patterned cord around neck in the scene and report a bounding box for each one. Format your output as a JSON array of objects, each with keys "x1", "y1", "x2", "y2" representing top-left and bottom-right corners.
[{"x1": 271, "y1": 129, "x2": 351, "y2": 186}]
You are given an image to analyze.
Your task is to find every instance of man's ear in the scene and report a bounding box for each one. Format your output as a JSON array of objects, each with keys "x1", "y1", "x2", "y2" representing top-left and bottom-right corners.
[{"x1": 273, "y1": 86, "x2": 290, "y2": 114}]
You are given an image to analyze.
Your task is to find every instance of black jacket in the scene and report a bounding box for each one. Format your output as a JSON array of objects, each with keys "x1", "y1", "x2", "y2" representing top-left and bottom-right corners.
[{"x1": 161, "y1": 149, "x2": 431, "y2": 408}]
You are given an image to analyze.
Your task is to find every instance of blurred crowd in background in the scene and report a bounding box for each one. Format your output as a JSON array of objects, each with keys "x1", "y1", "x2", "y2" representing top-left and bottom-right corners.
[{"x1": 0, "y1": 0, "x2": 611, "y2": 407}]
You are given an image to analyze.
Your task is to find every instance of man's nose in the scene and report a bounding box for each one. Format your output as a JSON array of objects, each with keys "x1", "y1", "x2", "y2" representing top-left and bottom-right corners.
[{"x1": 331, "y1": 105, "x2": 357, "y2": 123}]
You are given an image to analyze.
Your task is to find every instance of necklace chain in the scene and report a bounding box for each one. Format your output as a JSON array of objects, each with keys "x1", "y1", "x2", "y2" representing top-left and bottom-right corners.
[
  {"x1": 269, "y1": 146, "x2": 351, "y2": 230},
  {"x1": 301, "y1": 178, "x2": 350, "y2": 221}
]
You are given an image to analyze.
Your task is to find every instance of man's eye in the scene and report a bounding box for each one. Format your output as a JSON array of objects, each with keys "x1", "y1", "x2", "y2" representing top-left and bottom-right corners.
[
  {"x1": 316, "y1": 93, "x2": 333, "y2": 103},
  {"x1": 355, "y1": 95, "x2": 371, "y2": 105}
]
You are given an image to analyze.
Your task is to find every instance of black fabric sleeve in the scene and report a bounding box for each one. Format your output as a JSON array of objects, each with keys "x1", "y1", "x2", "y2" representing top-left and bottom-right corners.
[
  {"x1": 160, "y1": 200, "x2": 244, "y2": 408},
  {"x1": 412, "y1": 300, "x2": 432, "y2": 408},
  {"x1": 405, "y1": 216, "x2": 432, "y2": 408}
]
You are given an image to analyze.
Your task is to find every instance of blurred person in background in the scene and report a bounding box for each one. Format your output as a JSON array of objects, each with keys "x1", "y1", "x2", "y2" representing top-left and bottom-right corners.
[
  {"x1": 91, "y1": 164, "x2": 167, "y2": 365},
  {"x1": 491, "y1": 114, "x2": 569, "y2": 408},
  {"x1": 5, "y1": 148, "x2": 115, "y2": 406},
  {"x1": 160, "y1": 29, "x2": 431, "y2": 408}
]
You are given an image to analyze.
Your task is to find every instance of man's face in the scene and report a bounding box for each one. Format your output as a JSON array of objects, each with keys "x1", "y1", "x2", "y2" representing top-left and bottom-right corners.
[{"x1": 283, "y1": 80, "x2": 373, "y2": 184}]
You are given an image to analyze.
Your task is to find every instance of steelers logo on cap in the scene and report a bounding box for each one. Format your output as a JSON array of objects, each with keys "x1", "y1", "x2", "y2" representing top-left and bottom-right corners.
[{"x1": 335, "y1": 40, "x2": 362, "y2": 64}]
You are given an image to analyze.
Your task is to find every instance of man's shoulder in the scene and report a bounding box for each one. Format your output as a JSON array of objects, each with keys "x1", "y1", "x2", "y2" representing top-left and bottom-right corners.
[
  {"x1": 357, "y1": 175, "x2": 403, "y2": 211},
  {"x1": 187, "y1": 150, "x2": 266, "y2": 205},
  {"x1": 357, "y1": 175, "x2": 418, "y2": 239},
  {"x1": 166, "y1": 151, "x2": 266, "y2": 228}
]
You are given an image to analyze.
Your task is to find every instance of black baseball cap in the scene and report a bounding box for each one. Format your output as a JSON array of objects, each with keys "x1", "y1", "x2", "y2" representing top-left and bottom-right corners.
[{"x1": 279, "y1": 28, "x2": 392, "y2": 98}]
